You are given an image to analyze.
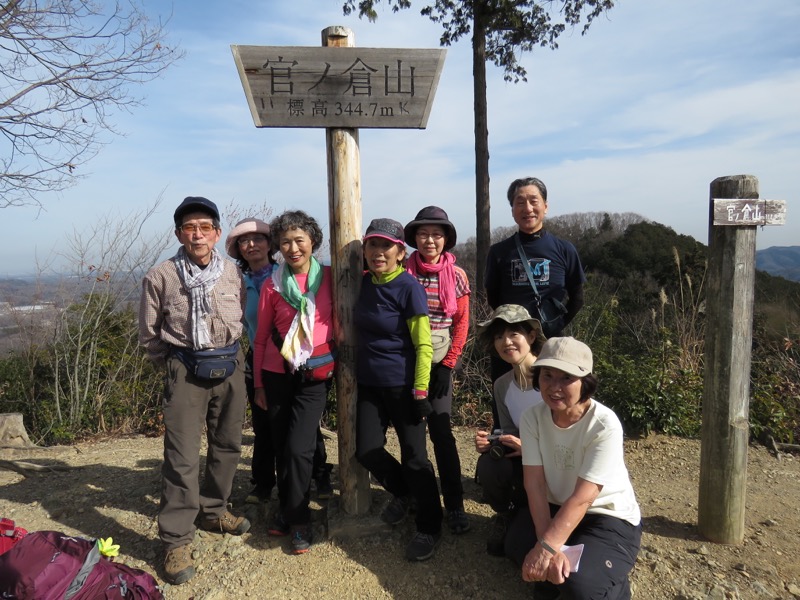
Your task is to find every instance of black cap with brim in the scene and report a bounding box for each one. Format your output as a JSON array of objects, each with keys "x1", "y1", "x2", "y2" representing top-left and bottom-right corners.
[{"x1": 174, "y1": 196, "x2": 220, "y2": 226}]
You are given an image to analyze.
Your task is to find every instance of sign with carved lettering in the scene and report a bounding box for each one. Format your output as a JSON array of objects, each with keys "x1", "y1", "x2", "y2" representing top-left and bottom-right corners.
[
  {"x1": 231, "y1": 46, "x2": 446, "y2": 129},
  {"x1": 712, "y1": 199, "x2": 787, "y2": 226}
]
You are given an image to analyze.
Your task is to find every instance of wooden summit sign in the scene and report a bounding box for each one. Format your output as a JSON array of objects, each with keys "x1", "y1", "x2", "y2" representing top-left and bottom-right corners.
[{"x1": 231, "y1": 46, "x2": 446, "y2": 129}]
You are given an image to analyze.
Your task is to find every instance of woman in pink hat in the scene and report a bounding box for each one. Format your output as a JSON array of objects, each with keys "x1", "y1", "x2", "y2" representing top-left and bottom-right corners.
[
  {"x1": 403, "y1": 206, "x2": 471, "y2": 535},
  {"x1": 226, "y1": 218, "x2": 278, "y2": 505},
  {"x1": 354, "y1": 218, "x2": 443, "y2": 562}
]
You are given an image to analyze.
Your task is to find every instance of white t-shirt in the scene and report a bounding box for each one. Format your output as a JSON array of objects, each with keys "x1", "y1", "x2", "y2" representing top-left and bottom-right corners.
[{"x1": 521, "y1": 399, "x2": 641, "y2": 526}]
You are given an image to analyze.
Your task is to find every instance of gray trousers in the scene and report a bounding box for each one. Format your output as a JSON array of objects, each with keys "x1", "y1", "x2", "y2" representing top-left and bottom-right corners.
[{"x1": 158, "y1": 350, "x2": 247, "y2": 550}]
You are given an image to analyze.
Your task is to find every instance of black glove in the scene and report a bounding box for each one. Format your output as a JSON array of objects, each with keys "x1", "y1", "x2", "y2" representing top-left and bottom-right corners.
[
  {"x1": 429, "y1": 364, "x2": 452, "y2": 400},
  {"x1": 411, "y1": 398, "x2": 434, "y2": 423}
]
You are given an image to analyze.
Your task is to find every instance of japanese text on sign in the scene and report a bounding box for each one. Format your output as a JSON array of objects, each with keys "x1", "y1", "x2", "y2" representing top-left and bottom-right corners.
[
  {"x1": 232, "y1": 46, "x2": 446, "y2": 129},
  {"x1": 711, "y1": 199, "x2": 787, "y2": 226}
]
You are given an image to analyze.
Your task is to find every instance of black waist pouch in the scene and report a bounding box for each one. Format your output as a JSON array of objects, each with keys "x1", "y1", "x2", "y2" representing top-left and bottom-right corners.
[{"x1": 173, "y1": 342, "x2": 239, "y2": 380}]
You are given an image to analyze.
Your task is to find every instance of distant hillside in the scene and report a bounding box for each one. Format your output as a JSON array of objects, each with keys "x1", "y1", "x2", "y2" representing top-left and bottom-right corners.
[{"x1": 756, "y1": 246, "x2": 800, "y2": 282}]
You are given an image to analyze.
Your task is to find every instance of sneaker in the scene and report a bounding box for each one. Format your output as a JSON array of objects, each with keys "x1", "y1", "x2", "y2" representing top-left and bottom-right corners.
[
  {"x1": 446, "y1": 509, "x2": 471, "y2": 535},
  {"x1": 290, "y1": 524, "x2": 313, "y2": 554},
  {"x1": 245, "y1": 485, "x2": 271, "y2": 504},
  {"x1": 380, "y1": 495, "x2": 411, "y2": 526},
  {"x1": 486, "y1": 512, "x2": 510, "y2": 557},
  {"x1": 405, "y1": 531, "x2": 441, "y2": 561},
  {"x1": 163, "y1": 544, "x2": 195, "y2": 585},
  {"x1": 315, "y1": 470, "x2": 333, "y2": 500},
  {"x1": 268, "y1": 512, "x2": 290, "y2": 537},
  {"x1": 200, "y1": 510, "x2": 250, "y2": 535}
]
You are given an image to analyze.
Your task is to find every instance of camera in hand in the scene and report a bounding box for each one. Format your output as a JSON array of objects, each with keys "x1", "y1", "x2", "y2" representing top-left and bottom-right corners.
[{"x1": 486, "y1": 429, "x2": 506, "y2": 460}]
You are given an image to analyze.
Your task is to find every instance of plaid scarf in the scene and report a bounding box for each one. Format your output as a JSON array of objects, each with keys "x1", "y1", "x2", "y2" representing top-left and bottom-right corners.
[{"x1": 173, "y1": 247, "x2": 225, "y2": 350}]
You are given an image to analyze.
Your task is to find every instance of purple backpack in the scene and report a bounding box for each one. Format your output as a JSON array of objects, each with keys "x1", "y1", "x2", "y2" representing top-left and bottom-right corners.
[{"x1": 0, "y1": 530, "x2": 163, "y2": 599}]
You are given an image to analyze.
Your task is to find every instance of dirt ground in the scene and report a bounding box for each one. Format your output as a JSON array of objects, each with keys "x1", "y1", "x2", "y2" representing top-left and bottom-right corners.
[{"x1": 1, "y1": 428, "x2": 799, "y2": 600}]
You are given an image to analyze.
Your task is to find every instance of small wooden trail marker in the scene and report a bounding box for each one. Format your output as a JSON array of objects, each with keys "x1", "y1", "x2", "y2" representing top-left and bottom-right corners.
[{"x1": 698, "y1": 174, "x2": 787, "y2": 544}]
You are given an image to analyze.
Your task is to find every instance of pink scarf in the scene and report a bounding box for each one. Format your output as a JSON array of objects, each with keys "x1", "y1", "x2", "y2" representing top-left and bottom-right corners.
[{"x1": 406, "y1": 251, "x2": 457, "y2": 317}]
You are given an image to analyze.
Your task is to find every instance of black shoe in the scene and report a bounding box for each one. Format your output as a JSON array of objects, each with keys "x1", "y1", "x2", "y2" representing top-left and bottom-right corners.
[
  {"x1": 268, "y1": 512, "x2": 290, "y2": 537},
  {"x1": 380, "y1": 495, "x2": 411, "y2": 526},
  {"x1": 486, "y1": 512, "x2": 510, "y2": 556},
  {"x1": 290, "y1": 524, "x2": 313, "y2": 554},
  {"x1": 245, "y1": 485, "x2": 271, "y2": 504},
  {"x1": 446, "y1": 509, "x2": 471, "y2": 535},
  {"x1": 315, "y1": 470, "x2": 333, "y2": 500},
  {"x1": 405, "y1": 531, "x2": 441, "y2": 561}
]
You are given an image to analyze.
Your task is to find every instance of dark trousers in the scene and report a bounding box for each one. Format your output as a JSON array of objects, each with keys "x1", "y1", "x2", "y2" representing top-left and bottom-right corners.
[
  {"x1": 356, "y1": 385, "x2": 443, "y2": 535},
  {"x1": 312, "y1": 426, "x2": 329, "y2": 480},
  {"x1": 475, "y1": 453, "x2": 526, "y2": 514},
  {"x1": 428, "y1": 363, "x2": 464, "y2": 512},
  {"x1": 505, "y1": 505, "x2": 642, "y2": 600},
  {"x1": 262, "y1": 370, "x2": 327, "y2": 526},
  {"x1": 159, "y1": 352, "x2": 247, "y2": 550},
  {"x1": 245, "y1": 351, "x2": 276, "y2": 494},
  {"x1": 246, "y1": 353, "x2": 328, "y2": 493}
]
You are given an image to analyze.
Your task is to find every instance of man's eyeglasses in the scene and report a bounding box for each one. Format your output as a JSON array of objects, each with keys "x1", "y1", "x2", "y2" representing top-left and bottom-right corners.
[
  {"x1": 180, "y1": 222, "x2": 215, "y2": 234},
  {"x1": 237, "y1": 235, "x2": 268, "y2": 247},
  {"x1": 416, "y1": 232, "x2": 444, "y2": 241}
]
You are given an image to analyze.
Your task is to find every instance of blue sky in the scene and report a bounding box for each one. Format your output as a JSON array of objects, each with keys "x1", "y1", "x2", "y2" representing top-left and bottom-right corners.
[{"x1": 4, "y1": 0, "x2": 799, "y2": 276}]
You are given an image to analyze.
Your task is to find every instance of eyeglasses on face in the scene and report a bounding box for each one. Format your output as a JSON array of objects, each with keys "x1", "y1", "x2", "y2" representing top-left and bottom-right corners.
[
  {"x1": 180, "y1": 222, "x2": 215, "y2": 234},
  {"x1": 237, "y1": 235, "x2": 268, "y2": 247},
  {"x1": 416, "y1": 231, "x2": 444, "y2": 241}
]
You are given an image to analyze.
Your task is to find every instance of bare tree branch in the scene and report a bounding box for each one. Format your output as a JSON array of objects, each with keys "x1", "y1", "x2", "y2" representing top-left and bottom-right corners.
[{"x1": 1, "y1": 0, "x2": 184, "y2": 208}]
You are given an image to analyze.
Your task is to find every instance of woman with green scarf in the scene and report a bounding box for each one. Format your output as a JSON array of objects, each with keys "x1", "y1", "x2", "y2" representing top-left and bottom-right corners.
[{"x1": 253, "y1": 210, "x2": 334, "y2": 555}]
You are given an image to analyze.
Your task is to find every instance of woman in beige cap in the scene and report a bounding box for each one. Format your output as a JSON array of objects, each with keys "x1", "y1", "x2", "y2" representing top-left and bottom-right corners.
[{"x1": 510, "y1": 336, "x2": 641, "y2": 600}]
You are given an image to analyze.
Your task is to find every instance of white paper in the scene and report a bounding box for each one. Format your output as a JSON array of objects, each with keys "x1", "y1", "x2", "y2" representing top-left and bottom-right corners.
[{"x1": 561, "y1": 543, "x2": 585, "y2": 573}]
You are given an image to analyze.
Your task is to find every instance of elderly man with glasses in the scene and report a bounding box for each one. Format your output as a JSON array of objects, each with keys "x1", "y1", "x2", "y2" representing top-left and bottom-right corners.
[{"x1": 139, "y1": 196, "x2": 250, "y2": 585}]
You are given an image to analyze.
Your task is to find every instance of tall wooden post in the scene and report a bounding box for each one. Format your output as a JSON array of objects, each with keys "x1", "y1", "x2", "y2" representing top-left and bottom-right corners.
[
  {"x1": 323, "y1": 25, "x2": 370, "y2": 514},
  {"x1": 697, "y1": 174, "x2": 758, "y2": 544}
]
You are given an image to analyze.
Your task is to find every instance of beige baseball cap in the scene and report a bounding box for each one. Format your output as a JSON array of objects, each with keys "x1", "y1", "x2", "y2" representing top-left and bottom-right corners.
[{"x1": 534, "y1": 336, "x2": 593, "y2": 377}]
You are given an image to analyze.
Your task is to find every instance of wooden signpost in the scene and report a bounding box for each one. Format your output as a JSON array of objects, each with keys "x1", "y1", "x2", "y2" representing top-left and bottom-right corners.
[
  {"x1": 232, "y1": 27, "x2": 446, "y2": 516},
  {"x1": 698, "y1": 174, "x2": 787, "y2": 544}
]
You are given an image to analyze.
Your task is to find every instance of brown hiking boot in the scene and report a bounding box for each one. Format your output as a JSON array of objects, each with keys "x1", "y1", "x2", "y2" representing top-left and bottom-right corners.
[
  {"x1": 164, "y1": 543, "x2": 195, "y2": 585},
  {"x1": 200, "y1": 510, "x2": 251, "y2": 535}
]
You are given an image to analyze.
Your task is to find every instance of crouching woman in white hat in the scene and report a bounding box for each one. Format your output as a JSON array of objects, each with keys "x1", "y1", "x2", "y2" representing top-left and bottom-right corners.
[{"x1": 508, "y1": 337, "x2": 642, "y2": 600}]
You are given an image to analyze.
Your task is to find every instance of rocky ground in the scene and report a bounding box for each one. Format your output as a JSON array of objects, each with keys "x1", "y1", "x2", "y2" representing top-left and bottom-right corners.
[{"x1": 1, "y1": 428, "x2": 799, "y2": 600}]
